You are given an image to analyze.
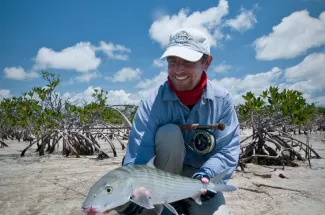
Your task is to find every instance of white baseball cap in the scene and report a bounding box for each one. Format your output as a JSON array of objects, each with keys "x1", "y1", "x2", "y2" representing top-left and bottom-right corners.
[{"x1": 160, "y1": 27, "x2": 210, "y2": 62}]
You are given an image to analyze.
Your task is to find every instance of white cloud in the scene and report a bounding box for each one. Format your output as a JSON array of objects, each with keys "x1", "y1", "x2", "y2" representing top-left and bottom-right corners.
[
  {"x1": 226, "y1": 8, "x2": 257, "y2": 32},
  {"x1": 149, "y1": 0, "x2": 229, "y2": 48},
  {"x1": 3, "y1": 66, "x2": 39, "y2": 80},
  {"x1": 95, "y1": 41, "x2": 131, "y2": 60},
  {"x1": 64, "y1": 86, "x2": 137, "y2": 105},
  {"x1": 284, "y1": 52, "x2": 325, "y2": 92},
  {"x1": 75, "y1": 72, "x2": 101, "y2": 83},
  {"x1": 213, "y1": 61, "x2": 232, "y2": 73},
  {"x1": 34, "y1": 42, "x2": 101, "y2": 72},
  {"x1": 63, "y1": 72, "x2": 101, "y2": 86},
  {"x1": 153, "y1": 58, "x2": 167, "y2": 68},
  {"x1": 152, "y1": 8, "x2": 169, "y2": 20},
  {"x1": 254, "y1": 10, "x2": 325, "y2": 60},
  {"x1": 105, "y1": 67, "x2": 141, "y2": 82},
  {"x1": 225, "y1": 34, "x2": 232, "y2": 40},
  {"x1": 105, "y1": 90, "x2": 136, "y2": 105},
  {"x1": 278, "y1": 81, "x2": 319, "y2": 96},
  {"x1": 0, "y1": 89, "x2": 11, "y2": 100},
  {"x1": 284, "y1": 52, "x2": 325, "y2": 81},
  {"x1": 136, "y1": 71, "x2": 167, "y2": 89},
  {"x1": 309, "y1": 96, "x2": 325, "y2": 106},
  {"x1": 33, "y1": 41, "x2": 131, "y2": 73},
  {"x1": 210, "y1": 52, "x2": 325, "y2": 106},
  {"x1": 211, "y1": 67, "x2": 282, "y2": 104}
]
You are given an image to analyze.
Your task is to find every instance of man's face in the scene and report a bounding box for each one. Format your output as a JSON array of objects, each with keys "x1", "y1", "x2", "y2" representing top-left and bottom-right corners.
[{"x1": 167, "y1": 55, "x2": 212, "y2": 91}]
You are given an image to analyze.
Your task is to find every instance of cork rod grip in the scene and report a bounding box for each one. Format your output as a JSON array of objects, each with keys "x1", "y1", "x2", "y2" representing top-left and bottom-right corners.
[{"x1": 179, "y1": 122, "x2": 225, "y2": 131}]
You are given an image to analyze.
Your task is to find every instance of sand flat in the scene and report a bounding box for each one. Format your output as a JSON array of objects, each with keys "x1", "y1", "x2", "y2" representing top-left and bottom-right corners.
[{"x1": 0, "y1": 132, "x2": 325, "y2": 215}]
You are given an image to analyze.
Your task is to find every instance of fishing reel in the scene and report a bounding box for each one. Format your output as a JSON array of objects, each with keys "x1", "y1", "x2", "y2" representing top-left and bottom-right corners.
[
  {"x1": 192, "y1": 129, "x2": 216, "y2": 155},
  {"x1": 180, "y1": 122, "x2": 224, "y2": 155}
]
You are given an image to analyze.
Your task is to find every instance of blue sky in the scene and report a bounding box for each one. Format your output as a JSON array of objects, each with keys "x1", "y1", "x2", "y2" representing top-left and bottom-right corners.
[{"x1": 1, "y1": 0, "x2": 325, "y2": 106}]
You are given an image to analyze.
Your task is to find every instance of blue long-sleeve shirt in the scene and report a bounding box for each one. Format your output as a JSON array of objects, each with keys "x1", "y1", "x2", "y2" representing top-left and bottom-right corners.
[{"x1": 123, "y1": 80, "x2": 240, "y2": 183}]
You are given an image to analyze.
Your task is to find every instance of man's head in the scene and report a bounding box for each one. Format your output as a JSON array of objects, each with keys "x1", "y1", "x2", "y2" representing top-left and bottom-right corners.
[{"x1": 161, "y1": 28, "x2": 213, "y2": 91}]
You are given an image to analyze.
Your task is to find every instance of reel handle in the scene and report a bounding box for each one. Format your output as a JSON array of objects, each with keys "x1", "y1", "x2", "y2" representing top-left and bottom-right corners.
[{"x1": 179, "y1": 122, "x2": 225, "y2": 131}]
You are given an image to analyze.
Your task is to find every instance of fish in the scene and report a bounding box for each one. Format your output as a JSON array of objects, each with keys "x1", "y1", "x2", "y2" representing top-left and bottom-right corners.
[{"x1": 81, "y1": 156, "x2": 237, "y2": 215}]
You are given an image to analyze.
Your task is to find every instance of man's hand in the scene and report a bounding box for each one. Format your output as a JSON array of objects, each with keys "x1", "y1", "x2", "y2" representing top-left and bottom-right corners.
[
  {"x1": 200, "y1": 177, "x2": 209, "y2": 195},
  {"x1": 197, "y1": 176, "x2": 216, "y2": 201}
]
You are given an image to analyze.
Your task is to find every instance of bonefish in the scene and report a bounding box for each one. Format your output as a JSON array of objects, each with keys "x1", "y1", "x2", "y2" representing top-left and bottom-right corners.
[{"x1": 81, "y1": 156, "x2": 237, "y2": 215}]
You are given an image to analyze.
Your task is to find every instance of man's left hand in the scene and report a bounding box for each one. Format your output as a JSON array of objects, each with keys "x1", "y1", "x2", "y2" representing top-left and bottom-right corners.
[
  {"x1": 199, "y1": 177, "x2": 217, "y2": 201},
  {"x1": 200, "y1": 177, "x2": 209, "y2": 195}
]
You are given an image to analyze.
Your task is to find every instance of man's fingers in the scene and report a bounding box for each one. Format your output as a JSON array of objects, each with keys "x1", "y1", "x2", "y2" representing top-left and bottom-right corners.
[
  {"x1": 201, "y1": 177, "x2": 209, "y2": 184},
  {"x1": 200, "y1": 189, "x2": 207, "y2": 195}
]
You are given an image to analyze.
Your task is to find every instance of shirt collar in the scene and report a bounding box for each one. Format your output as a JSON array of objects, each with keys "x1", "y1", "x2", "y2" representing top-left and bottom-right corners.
[{"x1": 162, "y1": 80, "x2": 215, "y2": 101}]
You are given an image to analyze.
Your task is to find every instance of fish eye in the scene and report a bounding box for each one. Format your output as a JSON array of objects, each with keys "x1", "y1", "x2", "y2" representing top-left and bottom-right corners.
[{"x1": 105, "y1": 186, "x2": 113, "y2": 194}]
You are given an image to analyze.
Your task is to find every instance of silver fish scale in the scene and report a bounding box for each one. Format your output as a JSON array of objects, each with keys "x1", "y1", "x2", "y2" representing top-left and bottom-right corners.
[{"x1": 123, "y1": 165, "x2": 203, "y2": 204}]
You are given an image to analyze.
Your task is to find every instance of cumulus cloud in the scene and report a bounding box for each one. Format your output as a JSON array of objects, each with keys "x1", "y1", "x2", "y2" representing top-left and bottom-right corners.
[
  {"x1": 128, "y1": 71, "x2": 168, "y2": 101},
  {"x1": 309, "y1": 96, "x2": 325, "y2": 106},
  {"x1": 149, "y1": 0, "x2": 229, "y2": 48},
  {"x1": 225, "y1": 8, "x2": 257, "y2": 32},
  {"x1": 64, "y1": 86, "x2": 137, "y2": 105},
  {"x1": 136, "y1": 71, "x2": 167, "y2": 89},
  {"x1": 3, "y1": 66, "x2": 39, "y2": 80},
  {"x1": 75, "y1": 72, "x2": 101, "y2": 83},
  {"x1": 33, "y1": 42, "x2": 101, "y2": 72},
  {"x1": 254, "y1": 10, "x2": 325, "y2": 60},
  {"x1": 211, "y1": 52, "x2": 325, "y2": 106},
  {"x1": 211, "y1": 67, "x2": 282, "y2": 104},
  {"x1": 284, "y1": 52, "x2": 325, "y2": 92},
  {"x1": 278, "y1": 80, "x2": 317, "y2": 93},
  {"x1": 94, "y1": 41, "x2": 131, "y2": 60},
  {"x1": 213, "y1": 61, "x2": 232, "y2": 73},
  {"x1": 151, "y1": 8, "x2": 169, "y2": 20},
  {"x1": 33, "y1": 41, "x2": 131, "y2": 72},
  {"x1": 153, "y1": 58, "x2": 168, "y2": 68},
  {"x1": 64, "y1": 72, "x2": 101, "y2": 85},
  {"x1": 105, "y1": 90, "x2": 137, "y2": 105},
  {"x1": 105, "y1": 67, "x2": 141, "y2": 82},
  {"x1": 0, "y1": 89, "x2": 11, "y2": 100}
]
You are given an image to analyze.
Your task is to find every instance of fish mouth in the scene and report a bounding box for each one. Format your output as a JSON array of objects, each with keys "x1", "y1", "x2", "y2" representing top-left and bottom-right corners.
[
  {"x1": 82, "y1": 205, "x2": 100, "y2": 215},
  {"x1": 82, "y1": 205, "x2": 112, "y2": 215}
]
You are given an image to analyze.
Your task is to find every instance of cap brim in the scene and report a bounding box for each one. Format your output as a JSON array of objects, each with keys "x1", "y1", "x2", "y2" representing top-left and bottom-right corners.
[{"x1": 160, "y1": 46, "x2": 203, "y2": 62}]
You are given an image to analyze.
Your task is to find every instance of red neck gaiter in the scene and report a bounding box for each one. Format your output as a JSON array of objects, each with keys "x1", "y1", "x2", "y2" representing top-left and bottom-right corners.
[{"x1": 168, "y1": 71, "x2": 208, "y2": 106}]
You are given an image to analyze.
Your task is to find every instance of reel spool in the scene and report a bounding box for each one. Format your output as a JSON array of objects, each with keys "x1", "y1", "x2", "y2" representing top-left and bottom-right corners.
[
  {"x1": 192, "y1": 129, "x2": 216, "y2": 155},
  {"x1": 179, "y1": 122, "x2": 224, "y2": 155}
]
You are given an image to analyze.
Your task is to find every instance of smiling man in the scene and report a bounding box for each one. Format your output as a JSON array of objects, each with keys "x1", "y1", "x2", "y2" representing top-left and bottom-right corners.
[{"x1": 117, "y1": 27, "x2": 240, "y2": 215}]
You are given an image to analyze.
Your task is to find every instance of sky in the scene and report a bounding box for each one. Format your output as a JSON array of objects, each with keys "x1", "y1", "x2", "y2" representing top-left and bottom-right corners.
[{"x1": 1, "y1": 0, "x2": 325, "y2": 107}]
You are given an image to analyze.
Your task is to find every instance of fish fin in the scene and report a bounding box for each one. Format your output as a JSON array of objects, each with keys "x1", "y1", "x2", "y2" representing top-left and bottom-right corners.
[
  {"x1": 146, "y1": 156, "x2": 156, "y2": 168},
  {"x1": 163, "y1": 203, "x2": 179, "y2": 215},
  {"x1": 130, "y1": 187, "x2": 154, "y2": 209},
  {"x1": 213, "y1": 184, "x2": 237, "y2": 192},
  {"x1": 209, "y1": 168, "x2": 238, "y2": 193},
  {"x1": 191, "y1": 193, "x2": 202, "y2": 205},
  {"x1": 153, "y1": 204, "x2": 164, "y2": 215},
  {"x1": 210, "y1": 168, "x2": 231, "y2": 185}
]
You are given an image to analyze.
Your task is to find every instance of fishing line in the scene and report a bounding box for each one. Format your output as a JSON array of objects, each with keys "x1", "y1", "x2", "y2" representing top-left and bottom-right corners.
[{"x1": 41, "y1": 178, "x2": 87, "y2": 197}]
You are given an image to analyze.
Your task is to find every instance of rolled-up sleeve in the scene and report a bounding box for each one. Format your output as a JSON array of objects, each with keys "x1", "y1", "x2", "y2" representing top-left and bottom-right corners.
[
  {"x1": 122, "y1": 100, "x2": 158, "y2": 166},
  {"x1": 193, "y1": 94, "x2": 240, "y2": 184}
]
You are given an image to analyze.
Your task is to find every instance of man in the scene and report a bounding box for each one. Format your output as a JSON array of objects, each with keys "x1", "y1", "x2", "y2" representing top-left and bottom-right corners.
[{"x1": 116, "y1": 27, "x2": 240, "y2": 215}]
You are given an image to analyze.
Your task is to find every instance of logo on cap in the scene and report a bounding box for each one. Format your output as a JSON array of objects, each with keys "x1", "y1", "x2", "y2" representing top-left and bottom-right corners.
[{"x1": 169, "y1": 31, "x2": 192, "y2": 45}]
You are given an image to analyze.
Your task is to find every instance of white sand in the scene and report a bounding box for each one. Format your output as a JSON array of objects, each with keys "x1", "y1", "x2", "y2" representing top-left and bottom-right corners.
[{"x1": 0, "y1": 132, "x2": 325, "y2": 215}]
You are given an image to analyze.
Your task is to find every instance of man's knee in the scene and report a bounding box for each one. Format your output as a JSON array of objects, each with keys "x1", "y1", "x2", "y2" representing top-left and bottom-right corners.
[
  {"x1": 155, "y1": 123, "x2": 184, "y2": 153},
  {"x1": 154, "y1": 124, "x2": 185, "y2": 174}
]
